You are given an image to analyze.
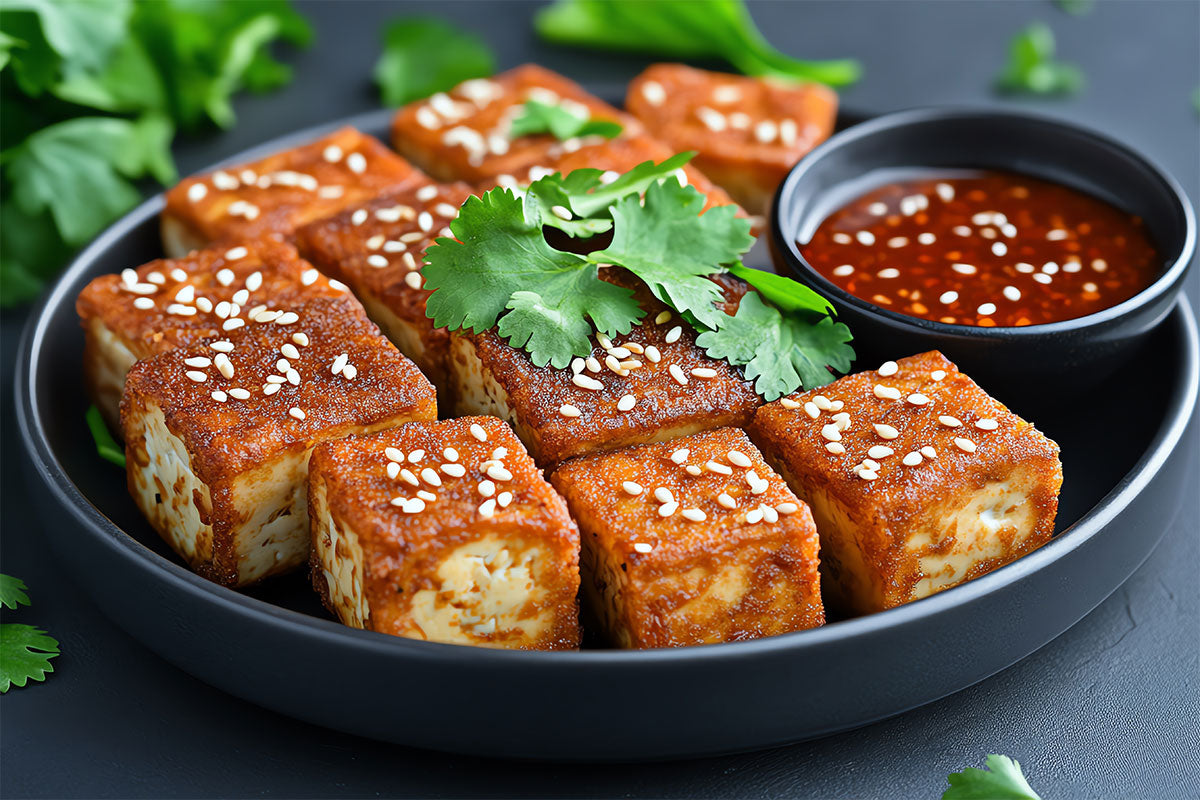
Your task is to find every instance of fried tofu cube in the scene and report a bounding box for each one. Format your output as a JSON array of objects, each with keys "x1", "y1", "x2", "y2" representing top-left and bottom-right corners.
[
  {"x1": 448, "y1": 271, "x2": 762, "y2": 466},
  {"x1": 626, "y1": 64, "x2": 838, "y2": 215},
  {"x1": 162, "y1": 127, "x2": 426, "y2": 256},
  {"x1": 748, "y1": 351, "x2": 1062, "y2": 615},
  {"x1": 390, "y1": 64, "x2": 637, "y2": 183},
  {"x1": 77, "y1": 239, "x2": 351, "y2": 429},
  {"x1": 551, "y1": 427, "x2": 824, "y2": 648},
  {"x1": 120, "y1": 298, "x2": 437, "y2": 588},
  {"x1": 294, "y1": 182, "x2": 474, "y2": 398},
  {"x1": 309, "y1": 416, "x2": 581, "y2": 649}
]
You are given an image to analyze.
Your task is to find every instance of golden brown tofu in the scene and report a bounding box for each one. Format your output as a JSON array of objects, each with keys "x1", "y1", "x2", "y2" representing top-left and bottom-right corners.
[
  {"x1": 120, "y1": 299, "x2": 437, "y2": 588},
  {"x1": 77, "y1": 239, "x2": 351, "y2": 429},
  {"x1": 748, "y1": 351, "x2": 1062, "y2": 615},
  {"x1": 309, "y1": 416, "x2": 581, "y2": 649},
  {"x1": 448, "y1": 271, "x2": 762, "y2": 466},
  {"x1": 390, "y1": 64, "x2": 638, "y2": 183},
  {"x1": 551, "y1": 428, "x2": 824, "y2": 648},
  {"x1": 626, "y1": 64, "x2": 838, "y2": 215},
  {"x1": 294, "y1": 182, "x2": 474, "y2": 399},
  {"x1": 162, "y1": 127, "x2": 426, "y2": 256}
]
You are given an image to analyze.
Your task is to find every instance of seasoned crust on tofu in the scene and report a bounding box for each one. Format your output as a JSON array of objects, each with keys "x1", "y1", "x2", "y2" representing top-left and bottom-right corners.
[
  {"x1": 294, "y1": 182, "x2": 475, "y2": 396},
  {"x1": 749, "y1": 350, "x2": 1062, "y2": 614},
  {"x1": 626, "y1": 64, "x2": 837, "y2": 215},
  {"x1": 162, "y1": 127, "x2": 426, "y2": 254},
  {"x1": 551, "y1": 427, "x2": 823, "y2": 648},
  {"x1": 309, "y1": 416, "x2": 581, "y2": 650},
  {"x1": 390, "y1": 64, "x2": 639, "y2": 183},
  {"x1": 77, "y1": 239, "x2": 351, "y2": 429},
  {"x1": 120, "y1": 299, "x2": 436, "y2": 587},
  {"x1": 449, "y1": 270, "x2": 762, "y2": 466}
]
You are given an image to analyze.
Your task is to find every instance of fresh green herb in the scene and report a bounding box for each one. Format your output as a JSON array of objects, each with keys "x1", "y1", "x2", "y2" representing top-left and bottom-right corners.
[
  {"x1": 424, "y1": 161, "x2": 851, "y2": 397},
  {"x1": 374, "y1": 17, "x2": 495, "y2": 107},
  {"x1": 0, "y1": 574, "x2": 60, "y2": 693},
  {"x1": 509, "y1": 99, "x2": 623, "y2": 141},
  {"x1": 1054, "y1": 0, "x2": 1094, "y2": 16},
  {"x1": 0, "y1": 575, "x2": 31, "y2": 610},
  {"x1": 943, "y1": 754, "x2": 1042, "y2": 800},
  {"x1": 86, "y1": 405, "x2": 125, "y2": 468},
  {"x1": 995, "y1": 22, "x2": 1083, "y2": 96},
  {"x1": 535, "y1": 0, "x2": 861, "y2": 87},
  {"x1": 729, "y1": 262, "x2": 834, "y2": 317},
  {"x1": 0, "y1": 0, "x2": 312, "y2": 306}
]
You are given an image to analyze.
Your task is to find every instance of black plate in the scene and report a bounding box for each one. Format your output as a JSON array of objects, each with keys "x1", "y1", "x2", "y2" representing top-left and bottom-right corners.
[{"x1": 15, "y1": 109, "x2": 1200, "y2": 760}]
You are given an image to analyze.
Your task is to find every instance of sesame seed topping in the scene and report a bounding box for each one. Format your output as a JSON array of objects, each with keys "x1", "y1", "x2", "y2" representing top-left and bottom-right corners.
[
  {"x1": 1083, "y1": 281, "x2": 1098, "y2": 293},
  {"x1": 975, "y1": 418, "x2": 999, "y2": 431},
  {"x1": 821, "y1": 424, "x2": 842, "y2": 442},
  {"x1": 747, "y1": 471, "x2": 768, "y2": 495},
  {"x1": 954, "y1": 437, "x2": 977, "y2": 453},
  {"x1": 977, "y1": 302, "x2": 997, "y2": 316},
  {"x1": 664, "y1": 325, "x2": 682, "y2": 344},
  {"x1": 951, "y1": 263, "x2": 977, "y2": 275},
  {"x1": 617, "y1": 394, "x2": 636, "y2": 412},
  {"x1": 641, "y1": 80, "x2": 666, "y2": 106},
  {"x1": 833, "y1": 264, "x2": 854, "y2": 277},
  {"x1": 1033, "y1": 273, "x2": 1053, "y2": 285},
  {"x1": 686, "y1": 465, "x2": 703, "y2": 476},
  {"x1": 691, "y1": 367, "x2": 718, "y2": 379},
  {"x1": 1003, "y1": 286, "x2": 1022, "y2": 302},
  {"x1": 215, "y1": 354, "x2": 234, "y2": 379},
  {"x1": 874, "y1": 423, "x2": 899, "y2": 440},
  {"x1": 487, "y1": 465, "x2": 513, "y2": 482},
  {"x1": 622, "y1": 481, "x2": 644, "y2": 496},
  {"x1": 832, "y1": 412, "x2": 851, "y2": 430},
  {"x1": 868, "y1": 445, "x2": 894, "y2": 459},
  {"x1": 585, "y1": 356, "x2": 601, "y2": 373},
  {"x1": 681, "y1": 508, "x2": 706, "y2": 522},
  {"x1": 886, "y1": 238, "x2": 907, "y2": 249},
  {"x1": 658, "y1": 501, "x2": 679, "y2": 517},
  {"x1": 229, "y1": 388, "x2": 247, "y2": 400},
  {"x1": 133, "y1": 297, "x2": 155, "y2": 310},
  {"x1": 386, "y1": 447, "x2": 405, "y2": 463},
  {"x1": 921, "y1": 446, "x2": 938, "y2": 459},
  {"x1": 868, "y1": 202, "x2": 887, "y2": 216},
  {"x1": 345, "y1": 152, "x2": 366, "y2": 174},
  {"x1": 931, "y1": 370, "x2": 947, "y2": 381},
  {"x1": 745, "y1": 508, "x2": 764, "y2": 524},
  {"x1": 761, "y1": 504, "x2": 779, "y2": 523},
  {"x1": 938, "y1": 415, "x2": 963, "y2": 428},
  {"x1": 421, "y1": 468, "x2": 442, "y2": 486},
  {"x1": 366, "y1": 254, "x2": 388, "y2": 268},
  {"x1": 727, "y1": 450, "x2": 752, "y2": 468},
  {"x1": 992, "y1": 242, "x2": 1008, "y2": 257},
  {"x1": 902, "y1": 451, "x2": 923, "y2": 467},
  {"x1": 417, "y1": 490, "x2": 437, "y2": 503},
  {"x1": 939, "y1": 290, "x2": 959, "y2": 305},
  {"x1": 776, "y1": 502, "x2": 799, "y2": 515},
  {"x1": 670, "y1": 448, "x2": 689, "y2": 464},
  {"x1": 632, "y1": 542, "x2": 654, "y2": 554},
  {"x1": 1092, "y1": 258, "x2": 1108, "y2": 272},
  {"x1": 550, "y1": 204, "x2": 572, "y2": 221},
  {"x1": 289, "y1": 407, "x2": 305, "y2": 420},
  {"x1": 572, "y1": 373, "x2": 603, "y2": 391},
  {"x1": 497, "y1": 492, "x2": 513, "y2": 508},
  {"x1": 644, "y1": 345, "x2": 661, "y2": 363},
  {"x1": 874, "y1": 384, "x2": 901, "y2": 400},
  {"x1": 907, "y1": 393, "x2": 930, "y2": 406},
  {"x1": 858, "y1": 469, "x2": 879, "y2": 481},
  {"x1": 185, "y1": 370, "x2": 207, "y2": 383},
  {"x1": 825, "y1": 442, "x2": 845, "y2": 454},
  {"x1": 833, "y1": 232, "x2": 852, "y2": 245},
  {"x1": 470, "y1": 423, "x2": 488, "y2": 442},
  {"x1": 404, "y1": 272, "x2": 422, "y2": 290},
  {"x1": 668, "y1": 364, "x2": 689, "y2": 386},
  {"x1": 559, "y1": 403, "x2": 581, "y2": 418},
  {"x1": 717, "y1": 493, "x2": 736, "y2": 509},
  {"x1": 878, "y1": 360, "x2": 899, "y2": 377},
  {"x1": 705, "y1": 460, "x2": 733, "y2": 475},
  {"x1": 262, "y1": 383, "x2": 280, "y2": 395},
  {"x1": 477, "y1": 480, "x2": 495, "y2": 497},
  {"x1": 856, "y1": 231, "x2": 876, "y2": 246}
]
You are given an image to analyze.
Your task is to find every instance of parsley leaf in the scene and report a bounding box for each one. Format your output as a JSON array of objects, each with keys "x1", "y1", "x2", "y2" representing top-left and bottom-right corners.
[
  {"x1": 509, "y1": 99, "x2": 623, "y2": 141},
  {"x1": 86, "y1": 405, "x2": 125, "y2": 468},
  {"x1": 943, "y1": 754, "x2": 1042, "y2": 800},
  {"x1": 535, "y1": 0, "x2": 860, "y2": 87},
  {"x1": 696, "y1": 292, "x2": 853, "y2": 400},
  {"x1": 592, "y1": 178, "x2": 753, "y2": 327},
  {"x1": 996, "y1": 22, "x2": 1083, "y2": 95},
  {"x1": 0, "y1": 624, "x2": 60, "y2": 692},
  {"x1": 374, "y1": 17, "x2": 494, "y2": 107},
  {"x1": 0, "y1": 575, "x2": 31, "y2": 611},
  {"x1": 422, "y1": 188, "x2": 642, "y2": 367}
]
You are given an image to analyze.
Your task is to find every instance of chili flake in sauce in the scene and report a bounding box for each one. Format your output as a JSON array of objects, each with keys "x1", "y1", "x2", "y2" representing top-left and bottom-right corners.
[{"x1": 801, "y1": 172, "x2": 1160, "y2": 327}]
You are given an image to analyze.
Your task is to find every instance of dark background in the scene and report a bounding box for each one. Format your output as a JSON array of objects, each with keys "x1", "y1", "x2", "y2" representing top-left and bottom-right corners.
[{"x1": 2, "y1": 1, "x2": 1198, "y2": 797}]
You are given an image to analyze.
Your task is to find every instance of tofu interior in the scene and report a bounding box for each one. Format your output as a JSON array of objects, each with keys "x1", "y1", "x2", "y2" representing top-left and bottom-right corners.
[{"x1": 84, "y1": 318, "x2": 140, "y2": 431}]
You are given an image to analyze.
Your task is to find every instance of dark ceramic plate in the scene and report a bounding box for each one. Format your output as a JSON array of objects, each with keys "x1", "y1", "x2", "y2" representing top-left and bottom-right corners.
[{"x1": 15, "y1": 108, "x2": 1200, "y2": 760}]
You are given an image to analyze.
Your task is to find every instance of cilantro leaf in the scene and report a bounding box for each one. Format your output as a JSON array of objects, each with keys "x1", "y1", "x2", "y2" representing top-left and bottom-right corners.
[
  {"x1": 0, "y1": 624, "x2": 60, "y2": 692},
  {"x1": 567, "y1": 151, "x2": 695, "y2": 219},
  {"x1": 374, "y1": 17, "x2": 494, "y2": 107},
  {"x1": 0, "y1": 575, "x2": 31, "y2": 610},
  {"x1": 509, "y1": 99, "x2": 623, "y2": 141},
  {"x1": 523, "y1": 170, "x2": 614, "y2": 238},
  {"x1": 86, "y1": 405, "x2": 125, "y2": 467},
  {"x1": 944, "y1": 754, "x2": 1042, "y2": 800},
  {"x1": 1, "y1": 0, "x2": 131, "y2": 81},
  {"x1": 696, "y1": 291, "x2": 853, "y2": 400},
  {"x1": 592, "y1": 178, "x2": 753, "y2": 327},
  {"x1": 422, "y1": 188, "x2": 643, "y2": 365},
  {"x1": 0, "y1": 203, "x2": 72, "y2": 307},
  {"x1": 729, "y1": 262, "x2": 834, "y2": 316},
  {"x1": 535, "y1": 0, "x2": 860, "y2": 87},
  {"x1": 996, "y1": 22, "x2": 1083, "y2": 95}
]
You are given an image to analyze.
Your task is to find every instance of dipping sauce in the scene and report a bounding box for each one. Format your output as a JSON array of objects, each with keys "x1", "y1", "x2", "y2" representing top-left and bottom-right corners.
[{"x1": 801, "y1": 172, "x2": 1160, "y2": 327}]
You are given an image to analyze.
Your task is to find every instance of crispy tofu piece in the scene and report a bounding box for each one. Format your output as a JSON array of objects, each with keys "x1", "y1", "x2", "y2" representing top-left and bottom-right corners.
[
  {"x1": 120, "y1": 299, "x2": 437, "y2": 588},
  {"x1": 162, "y1": 127, "x2": 426, "y2": 256},
  {"x1": 626, "y1": 64, "x2": 837, "y2": 215},
  {"x1": 77, "y1": 239, "x2": 352, "y2": 429},
  {"x1": 551, "y1": 428, "x2": 823, "y2": 648},
  {"x1": 748, "y1": 351, "x2": 1062, "y2": 615},
  {"x1": 294, "y1": 182, "x2": 475, "y2": 399},
  {"x1": 309, "y1": 416, "x2": 581, "y2": 649},
  {"x1": 448, "y1": 271, "x2": 762, "y2": 466},
  {"x1": 390, "y1": 64, "x2": 638, "y2": 183}
]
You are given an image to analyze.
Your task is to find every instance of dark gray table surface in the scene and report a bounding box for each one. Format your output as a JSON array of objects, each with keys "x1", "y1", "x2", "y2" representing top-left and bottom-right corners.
[{"x1": 2, "y1": 2, "x2": 1197, "y2": 797}]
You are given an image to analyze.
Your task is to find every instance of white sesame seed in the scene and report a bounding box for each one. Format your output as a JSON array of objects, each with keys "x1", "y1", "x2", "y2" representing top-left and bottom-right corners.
[
  {"x1": 657, "y1": 501, "x2": 679, "y2": 517},
  {"x1": 403, "y1": 498, "x2": 427, "y2": 514},
  {"x1": 977, "y1": 303, "x2": 997, "y2": 316},
  {"x1": 617, "y1": 394, "x2": 636, "y2": 412},
  {"x1": 951, "y1": 263, "x2": 977, "y2": 275},
  {"x1": 717, "y1": 493, "x2": 736, "y2": 509},
  {"x1": 385, "y1": 447, "x2": 405, "y2": 463},
  {"x1": 975, "y1": 418, "x2": 999, "y2": 431},
  {"x1": 780, "y1": 398, "x2": 801, "y2": 409},
  {"x1": 877, "y1": 268, "x2": 900, "y2": 279},
  {"x1": 1042, "y1": 261, "x2": 1059, "y2": 275},
  {"x1": 954, "y1": 437, "x2": 977, "y2": 453},
  {"x1": 322, "y1": 144, "x2": 344, "y2": 163},
  {"x1": 821, "y1": 424, "x2": 842, "y2": 442},
  {"x1": 187, "y1": 183, "x2": 208, "y2": 202},
  {"x1": 1063, "y1": 259, "x2": 1082, "y2": 273},
  {"x1": 858, "y1": 469, "x2": 878, "y2": 481},
  {"x1": 407, "y1": 449, "x2": 425, "y2": 463},
  {"x1": 345, "y1": 152, "x2": 367, "y2": 174},
  {"x1": 1033, "y1": 273, "x2": 1053, "y2": 285},
  {"x1": 215, "y1": 355, "x2": 234, "y2": 380},
  {"x1": 487, "y1": 465, "x2": 512, "y2": 482},
  {"x1": 887, "y1": 237, "x2": 908, "y2": 249},
  {"x1": 865, "y1": 446, "x2": 893, "y2": 461},
  {"x1": 1046, "y1": 228, "x2": 1068, "y2": 241},
  {"x1": 622, "y1": 481, "x2": 644, "y2": 496},
  {"x1": 920, "y1": 445, "x2": 938, "y2": 459},
  {"x1": 133, "y1": 297, "x2": 155, "y2": 310},
  {"x1": 669, "y1": 364, "x2": 688, "y2": 386},
  {"x1": 364, "y1": 254, "x2": 388, "y2": 269},
  {"x1": 476, "y1": 479, "x2": 496, "y2": 497},
  {"x1": 931, "y1": 370, "x2": 947, "y2": 381},
  {"x1": 222, "y1": 318, "x2": 245, "y2": 331},
  {"x1": 383, "y1": 239, "x2": 406, "y2": 253},
  {"x1": 399, "y1": 469, "x2": 419, "y2": 487},
  {"x1": 874, "y1": 423, "x2": 899, "y2": 440},
  {"x1": 175, "y1": 285, "x2": 196, "y2": 304},
  {"x1": 803, "y1": 401, "x2": 820, "y2": 419},
  {"x1": 727, "y1": 450, "x2": 752, "y2": 468},
  {"x1": 604, "y1": 354, "x2": 622, "y2": 374},
  {"x1": 559, "y1": 403, "x2": 581, "y2": 418},
  {"x1": 753, "y1": 119, "x2": 777, "y2": 143},
  {"x1": 572, "y1": 373, "x2": 603, "y2": 391},
  {"x1": 417, "y1": 490, "x2": 437, "y2": 503},
  {"x1": 1083, "y1": 281, "x2": 1098, "y2": 293},
  {"x1": 185, "y1": 370, "x2": 207, "y2": 383},
  {"x1": 441, "y1": 463, "x2": 466, "y2": 478},
  {"x1": 404, "y1": 272, "x2": 422, "y2": 290},
  {"x1": 902, "y1": 451, "x2": 923, "y2": 466},
  {"x1": 145, "y1": 271, "x2": 164, "y2": 285},
  {"x1": 747, "y1": 472, "x2": 768, "y2": 495},
  {"x1": 992, "y1": 242, "x2": 1008, "y2": 257},
  {"x1": 939, "y1": 415, "x2": 963, "y2": 428},
  {"x1": 418, "y1": 211, "x2": 434, "y2": 232},
  {"x1": 832, "y1": 412, "x2": 851, "y2": 431},
  {"x1": 867, "y1": 202, "x2": 887, "y2": 216},
  {"x1": 940, "y1": 290, "x2": 959, "y2": 304},
  {"x1": 211, "y1": 390, "x2": 228, "y2": 403},
  {"x1": 935, "y1": 183, "x2": 955, "y2": 202},
  {"x1": 664, "y1": 325, "x2": 682, "y2": 344},
  {"x1": 632, "y1": 542, "x2": 654, "y2": 554},
  {"x1": 1092, "y1": 258, "x2": 1108, "y2": 272},
  {"x1": 706, "y1": 460, "x2": 733, "y2": 476},
  {"x1": 907, "y1": 393, "x2": 930, "y2": 406},
  {"x1": 670, "y1": 448, "x2": 689, "y2": 465},
  {"x1": 825, "y1": 442, "x2": 845, "y2": 454},
  {"x1": 469, "y1": 423, "x2": 488, "y2": 442},
  {"x1": 696, "y1": 106, "x2": 727, "y2": 132},
  {"x1": 832, "y1": 233, "x2": 852, "y2": 245},
  {"x1": 641, "y1": 80, "x2": 666, "y2": 106},
  {"x1": 286, "y1": 369, "x2": 300, "y2": 385},
  {"x1": 874, "y1": 384, "x2": 901, "y2": 400},
  {"x1": 761, "y1": 504, "x2": 779, "y2": 523},
  {"x1": 685, "y1": 465, "x2": 703, "y2": 476},
  {"x1": 585, "y1": 356, "x2": 601, "y2": 373},
  {"x1": 262, "y1": 383, "x2": 280, "y2": 395},
  {"x1": 644, "y1": 345, "x2": 661, "y2": 363},
  {"x1": 690, "y1": 367, "x2": 718, "y2": 379},
  {"x1": 497, "y1": 492, "x2": 513, "y2": 508},
  {"x1": 856, "y1": 231, "x2": 876, "y2": 246},
  {"x1": 288, "y1": 407, "x2": 305, "y2": 420},
  {"x1": 878, "y1": 360, "x2": 899, "y2": 377},
  {"x1": 421, "y1": 468, "x2": 442, "y2": 487},
  {"x1": 1002, "y1": 286, "x2": 1022, "y2": 302},
  {"x1": 681, "y1": 508, "x2": 706, "y2": 522}
]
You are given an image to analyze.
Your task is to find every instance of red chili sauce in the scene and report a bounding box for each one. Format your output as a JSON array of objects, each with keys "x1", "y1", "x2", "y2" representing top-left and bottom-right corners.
[{"x1": 801, "y1": 172, "x2": 1160, "y2": 327}]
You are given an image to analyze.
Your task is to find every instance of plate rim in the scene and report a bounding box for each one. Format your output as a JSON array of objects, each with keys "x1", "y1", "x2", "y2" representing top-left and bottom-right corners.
[{"x1": 15, "y1": 106, "x2": 1200, "y2": 668}]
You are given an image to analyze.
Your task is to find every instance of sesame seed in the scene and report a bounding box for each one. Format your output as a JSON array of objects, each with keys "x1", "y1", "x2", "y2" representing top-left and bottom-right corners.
[
  {"x1": 706, "y1": 460, "x2": 733, "y2": 476},
  {"x1": 351, "y1": 209, "x2": 368, "y2": 226},
  {"x1": 559, "y1": 403, "x2": 581, "y2": 418},
  {"x1": 322, "y1": 144, "x2": 343, "y2": 163},
  {"x1": 440, "y1": 463, "x2": 466, "y2": 478},
  {"x1": 1083, "y1": 281, "x2": 1098, "y2": 293},
  {"x1": 408, "y1": 449, "x2": 426, "y2": 463},
  {"x1": 727, "y1": 450, "x2": 752, "y2": 468},
  {"x1": 754, "y1": 119, "x2": 777, "y2": 143},
  {"x1": 907, "y1": 393, "x2": 930, "y2": 406},
  {"x1": 232, "y1": 290, "x2": 250, "y2": 307},
  {"x1": 550, "y1": 204, "x2": 572, "y2": 221},
  {"x1": 832, "y1": 412, "x2": 851, "y2": 430},
  {"x1": 718, "y1": 493, "x2": 737, "y2": 509},
  {"x1": 975, "y1": 418, "x2": 999, "y2": 431},
  {"x1": 345, "y1": 152, "x2": 367, "y2": 174},
  {"x1": 185, "y1": 370, "x2": 207, "y2": 382},
  {"x1": 641, "y1": 80, "x2": 666, "y2": 106},
  {"x1": 902, "y1": 451, "x2": 923, "y2": 467},
  {"x1": 1002, "y1": 286, "x2": 1022, "y2": 302},
  {"x1": 921, "y1": 445, "x2": 938, "y2": 459},
  {"x1": 954, "y1": 437, "x2": 977, "y2": 453},
  {"x1": 187, "y1": 183, "x2": 208, "y2": 202},
  {"x1": 821, "y1": 424, "x2": 842, "y2": 442},
  {"x1": 776, "y1": 502, "x2": 798, "y2": 515},
  {"x1": 681, "y1": 508, "x2": 706, "y2": 522},
  {"x1": 417, "y1": 490, "x2": 437, "y2": 503},
  {"x1": 470, "y1": 423, "x2": 488, "y2": 442},
  {"x1": 633, "y1": 542, "x2": 654, "y2": 554},
  {"x1": 856, "y1": 231, "x2": 876, "y2": 246},
  {"x1": 886, "y1": 237, "x2": 908, "y2": 249},
  {"x1": 622, "y1": 481, "x2": 644, "y2": 496},
  {"x1": 487, "y1": 465, "x2": 513, "y2": 482},
  {"x1": 133, "y1": 297, "x2": 155, "y2": 310},
  {"x1": 952, "y1": 225, "x2": 972, "y2": 237},
  {"x1": 289, "y1": 407, "x2": 305, "y2": 420},
  {"x1": 421, "y1": 468, "x2": 442, "y2": 487},
  {"x1": 825, "y1": 442, "x2": 845, "y2": 454},
  {"x1": 878, "y1": 360, "x2": 899, "y2": 377},
  {"x1": 670, "y1": 448, "x2": 689, "y2": 464},
  {"x1": 832, "y1": 233, "x2": 853, "y2": 245},
  {"x1": 918, "y1": 233, "x2": 936, "y2": 245},
  {"x1": 745, "y1": 508, "x2": 764, "y2": 524},
  {"x1": 167, "y1": 304, "x2": 196, "y2": 316},
  {"x1": 940, "y1": 290, "x2": 959, "y2": 304},
  {"x1": 211, "y1": 390, "x2": 228, "y2": 403},
  {"x1": 868, "y1": 202, "x2": 887, "y2": 216},
  {"x1": 477, "y1": 480, "x2": 495, "y2": 497},
  {"x1": 224, "y1": 246, "x2": 248, "y2": 262},
  {"x1": 604, "y1": 354, "x2": 622, "y2": 374},
  {"x1": 644, "y1": 345, "x2": 661, "y2": 363},
  {"x1": 669, "y1": 364, "x2": 689, "y2": 386},
  {"x1": 665, "y1": 325, "x2": 682, "y2": 344},
  {"x1": 386, "y1": 447, "x2": 405, "y2": 463},
  {"x1": 876, "y1": 268, "x2": 900, "y2": 279},
  {"x1": 813, "y1": 395, "x2": 832, "y2": 411},
  {"x1": 657, "y1": 501, "x2": 679, "y2": 517},
  {"x1": 761, "y1": 505, "x2": 779, "y2": 523},
  {"x1": 212, "y1": 170, "x2": 237, "y2": 190},
  {"x1": 833, "y1": 264, "x2": 854, "y2": 277},
  {"x1": 685, "y1": 465, "x2": 703, "y2": 476},
  {"x1": 697, "y1": 106, "x2": 726, "y2": 132},
  {"x1": 383, "y1": 240, "x2": 406, "y2": 253},
  {"x1": 175, "y1": 285, "x2": 196, "y2": 303},
  {"x1": 396, "y1": 468, "x2": 418, "y2": 486},
  {"x1": 935, "y1": 183, "x2": 955, "y2": 202},
  {"x1": 931, "y1": 370, "x2": 947, "y2": 381},
  {"x1": 366, "y1": 254, "x2": 389, "y2": 269},
  {"x1": 938, "y1": 415, "x2": 963, "y2": 428},
  {"x1": 1042, "y1": 261, "x2": 1060, "y2": 275},
  {"x1": 858, "y1": 469, "x2": 879, "y2": 481},
  {"x1": 497, "y1": 492, "x2": 513, "y2": 508},
  {"x1": 1033, "y1": 273, "x2": 1053, "y2": 285},
  {"x1": 223, "y1": 318, "x2": 245, "y2": 331},
  {"x1": 874, "y1": 384, "x2": 901, "y2": 400},
  {"x1": 1063, "y1": 260, "x2": 1082, "y2": 273},
  {"x1": 868, "y1": 445, "x2": 894, "y2": 459},
  {"x1": 874, "y1": 423, "x2": 899, "y2": 440},
  {"x1": 1092, "y1": 258, "x2": 1108, "y2": 272},
  {"x1": 215, "y1": 355, "x2": 234, "y2": 379},
  {"x1": 262, "y1": 383, "x2": 280, "y2": 396},
  {"x1": 977, "y1": 303, "x2": 997, "y2": 316},
  {"x1": 951, "y1": 263, "x2": 977, "y2": 275},
  {"x1": 992, "y1": 242, "x2": 1008, "y2": 257},
  {"x1": 1046, "y1": 228, "x2": 1068, "y2": 241},
  {"x1": 572, "y1": 374, "x2": 603, "y2": 391},
  {"x1": 404, "y1": 272, "x2": 422, "y2": 290},
  {"x1": 585, "y1": 356, "x2": 601, "y2": 373},
  {"x1": 286, "y1": 369, "x2": 299, "y2": 385},
  {"x1": 617, "y1": 394, "x2": 636, "y2": 412},
  {"x1": 691, "y1": 367, "x2": 718, "y2": 379},
  {"x1": 418, "y1": 211, "x2": 434, "y2": 232},
  {"x1": 330, "y1": 353, "x2": 348, "y2": 376}
]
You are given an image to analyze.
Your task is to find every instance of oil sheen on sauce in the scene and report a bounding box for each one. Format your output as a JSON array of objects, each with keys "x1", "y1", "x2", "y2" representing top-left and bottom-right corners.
[{"x1": 800, "y1": 172, "x2": 1160, "y2": 327}]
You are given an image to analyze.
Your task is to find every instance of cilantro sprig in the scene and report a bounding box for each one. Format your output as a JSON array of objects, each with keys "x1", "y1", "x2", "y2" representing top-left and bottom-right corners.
[
  {"x1": 509, "y1": 98, "x2": 623, "y2": 141},
  {"x1": 374, "y1": 17, "x2": 495, "y2": 107},
  {"x1": 944, "y1": 754, "x2": 1042, "y2": 800},
  {"x1": 0, "y1": 574, "x2": 60, "y2": 693},
  {"x1": 423, "y1": 159, "x2": 852, "y2": 398},
  {"x1": 995, "y1": 22, "x2": 1083, "y2": 96}
]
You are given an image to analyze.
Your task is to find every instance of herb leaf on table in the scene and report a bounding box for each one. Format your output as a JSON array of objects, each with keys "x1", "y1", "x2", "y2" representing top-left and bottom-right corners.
[
  {"x1": 374, "y1": 17, "x2": 495, "y2": 107},
  {"x1": 995, "y1": 22, "x2": 1083, "y2": 95},
  {"x1": 0, "y1": 574, "x2": 61, "y2": 693},
  {"x1": 943, "y1": 754, "x2": 1043, "y2": 800},
  {"x1": 0, "y1": 575, "x2": 31, "y2": 611}
]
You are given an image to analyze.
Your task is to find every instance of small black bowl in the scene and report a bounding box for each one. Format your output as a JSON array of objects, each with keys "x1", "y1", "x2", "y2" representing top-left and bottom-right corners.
[{"x1": 770, "y1": 107, "x2": 1195, "y2": 410}]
